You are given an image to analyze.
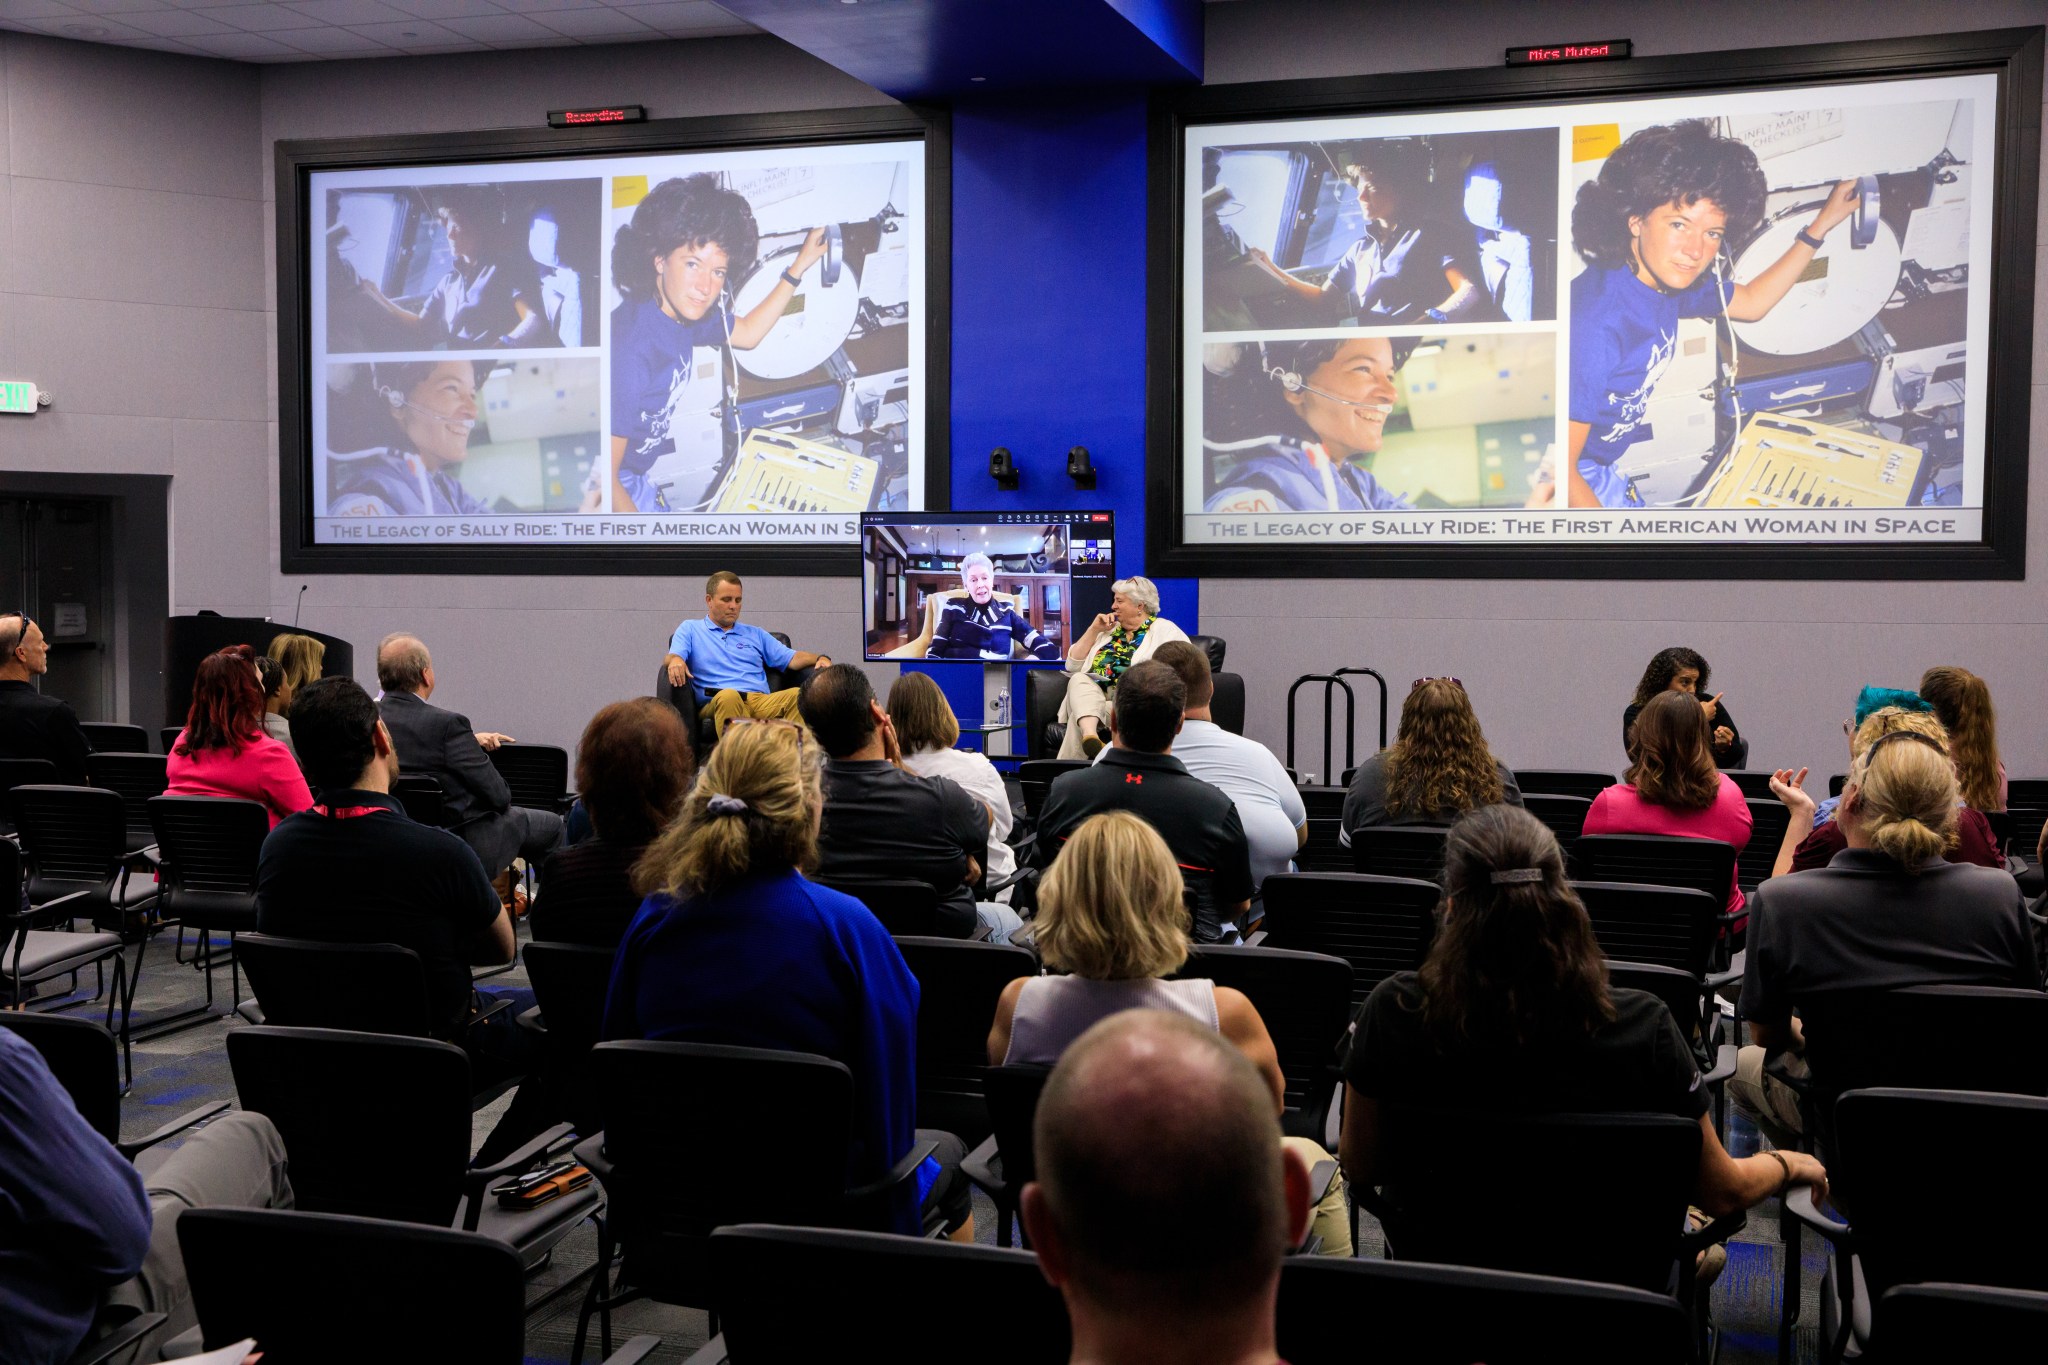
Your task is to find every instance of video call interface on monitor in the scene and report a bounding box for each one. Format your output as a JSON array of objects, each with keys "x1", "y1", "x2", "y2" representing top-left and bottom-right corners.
[{"x1": 860, "y1": 511, "x2": 1115, "y2": 663}]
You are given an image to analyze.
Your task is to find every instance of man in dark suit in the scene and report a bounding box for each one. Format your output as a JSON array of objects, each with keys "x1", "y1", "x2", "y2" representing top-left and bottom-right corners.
[
  {"x1": 374, "y1": 633, "x2": 564, "y2": 880},
  {"x1": 0, "y1": 612, "x2": 90, "y2": 784}
]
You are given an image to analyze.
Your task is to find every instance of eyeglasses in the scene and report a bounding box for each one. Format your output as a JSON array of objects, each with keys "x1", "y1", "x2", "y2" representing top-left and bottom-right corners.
[
  {"x1": 1412, "y1": 676, "x2": 1463, "y2": 691},
  {"x1": 0, "y1": 613, "x2": 32, "y2": 655}
]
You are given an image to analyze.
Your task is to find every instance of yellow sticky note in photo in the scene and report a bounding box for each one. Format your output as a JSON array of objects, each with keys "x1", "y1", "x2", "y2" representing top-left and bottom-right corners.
[
  {"x1": 1574, "y1": 125, "x2": 1622, "y2": 162},
  {"x1": 612, "y1": 176, "x2": 649, "y2": 210}
]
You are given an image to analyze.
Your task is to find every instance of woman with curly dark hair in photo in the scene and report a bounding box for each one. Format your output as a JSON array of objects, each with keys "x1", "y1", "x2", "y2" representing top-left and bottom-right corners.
[
  {"x1": 1626, "y1": 645, "x2": 1743, "y2": 768},
  {"x1": 1341, "y1": 677, "x2": 1521, "y2": 843},
  {"x1": 1562, "y1": 119, "x2": 1861, "y2": 508}
]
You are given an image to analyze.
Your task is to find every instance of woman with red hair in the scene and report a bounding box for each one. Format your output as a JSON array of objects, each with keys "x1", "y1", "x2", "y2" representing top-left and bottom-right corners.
[{"x1": 166, "y1": 644, "x2": 313, "y2": 828}]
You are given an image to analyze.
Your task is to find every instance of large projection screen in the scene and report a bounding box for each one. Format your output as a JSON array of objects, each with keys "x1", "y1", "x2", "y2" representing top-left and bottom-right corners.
[
  {"x1": 1150, "y1": 30, "x2": 2041, "y2": 579},
  {"x1": 278, "y1": 107, "x2": 946, "y2": 575}
]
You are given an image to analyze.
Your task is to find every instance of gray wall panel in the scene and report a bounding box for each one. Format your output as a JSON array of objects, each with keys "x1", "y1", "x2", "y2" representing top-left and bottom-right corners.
[
  {"x1": 8, "y1": 175, "x2": 267, "y2": 312},
  {"x1": 0, "y1": 410, "x2": 176, "y2": 475},
  {"x1": 171, "y1": 416, "x2": 274, "y2": 616},
  {"x1": 4, "y1": 292, "x2": 268, "y2": 421}
]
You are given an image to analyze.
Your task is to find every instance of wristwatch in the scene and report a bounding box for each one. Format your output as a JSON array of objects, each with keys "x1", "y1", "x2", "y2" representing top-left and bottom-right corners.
[
  {"x1": 780, "y1": 268, "x2": 803, "y2": 288},
  {"x1": 1794, "y1": 227, "x2": 1826, "y2": 251}
]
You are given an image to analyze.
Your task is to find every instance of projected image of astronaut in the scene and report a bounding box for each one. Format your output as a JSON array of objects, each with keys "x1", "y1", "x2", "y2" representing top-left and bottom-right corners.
[
  {"x1": 1567, "y1": 101, "x2": 1975, "y2": 511},
  {"x1": 927, "y1": 552, "x2": 1062, "y2": 661}
]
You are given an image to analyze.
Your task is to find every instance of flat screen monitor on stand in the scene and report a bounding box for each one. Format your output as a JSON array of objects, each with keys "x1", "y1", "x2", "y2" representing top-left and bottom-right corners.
[{"x1": 859, "y1": 510, "x2": 1115, "y2": 755}]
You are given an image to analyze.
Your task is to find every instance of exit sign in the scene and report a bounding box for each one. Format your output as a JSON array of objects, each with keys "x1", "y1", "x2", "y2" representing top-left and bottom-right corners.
[{"x1": 0, "y1": 380, "x2": 40, "y2": 415}]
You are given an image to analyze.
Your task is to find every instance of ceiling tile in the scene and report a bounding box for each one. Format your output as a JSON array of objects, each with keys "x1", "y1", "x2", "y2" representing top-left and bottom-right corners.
[
  {"x1": 60, "y1": 0, "x2": 175, "y2": 14},
  {"x1": 341, "y1": 17, "x2": 463, "y2": 42},
  {"x1": 278, "y1": 0, "x2": 415, "y2": 24},
  {"x1": 187, "y1": 4, "x2": 328, "y2": 30},
  {"x1": 524, "y1": 3, "x2": 649, "y2": 37},
  {"x1": 490, "y1": 0, "x2": 603, "y2": 11},
  {"x1": 114, "y1": 6, "x2": 238, "y2": 32},
  {"x1": 433, "y1": 12, "x2": 557, "y2": 43},
  {"x1": 177, "y1": 26, "x2": 297, "y2": 53},
  {"x1": 9, "y1": 13, "x2": 155, "y2": 38},
  {"x1": 613, "y1": 0, "x2": 751, "y2": 34},
  {"x1": 0, "y1": 0, "x2": 83, "y2": 21},
  {"x1": 268, "y1": 22, "x2": 388, "y2": 49},
  {"x1": 377, "y1": 0, "x2": 506, "y2": 18}
]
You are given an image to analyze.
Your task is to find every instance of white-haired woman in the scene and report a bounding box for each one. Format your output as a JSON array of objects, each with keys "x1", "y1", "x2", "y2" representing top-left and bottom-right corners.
[
  {"x1": 1057, "y1": 575, "x2": 1190, "y2": 759},
  {"x1": 927, "y1": 551, "x2": 1060, "y2": 661}
]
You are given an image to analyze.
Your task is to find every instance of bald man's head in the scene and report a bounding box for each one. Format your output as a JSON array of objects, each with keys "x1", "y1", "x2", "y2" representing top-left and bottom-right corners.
[
  {"x1": 1029, "y1": 1009, "x2": 1289, "y2": 1316},
  {"x1": 376, "y1": 633, "x2": 432, "y2": 695}
]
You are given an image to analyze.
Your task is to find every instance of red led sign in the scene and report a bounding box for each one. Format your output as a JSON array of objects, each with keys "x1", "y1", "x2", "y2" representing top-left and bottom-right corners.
[
  {"x1": 1505, "y1": 40, "x2": 1631, "y2": 66},
  {"x1": 546, "y1": 105, "x2": 648, "y2": 129}
]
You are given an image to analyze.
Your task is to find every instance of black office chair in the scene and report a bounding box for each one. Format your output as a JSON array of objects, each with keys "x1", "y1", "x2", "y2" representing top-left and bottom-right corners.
[
  {"x1": 0, "y1": 1011, "x2": 224, "y2": 1158},
  {"x1": 1349, "y1": 825, "x2": 1451, "y2": 882},
  {"x1": 694, "y1": 1224, "x2": 1068, "y2": 1365},
  {"x1": 1867, "y1": 1283, "x2": 2048, "y2": 1364},
  {"x1": 569, "y1": 1039, "x2": 937, "y2": 1362},
  {"x1": 520, "y1": 941, "x2": 617, "y2": 1134},
  {"x1": 1023, "y1": 667, "x2": 1070, "y2": 761},
  {"x1": 85, "y1": 752, "x2": 166, "y2": 856},
  {"x1": 1570, "y1": 834, "x2": 1737, "y2": 938},
  {"x1": 391, "y1": 771, "x2": 452, "y2": 827},
  {"x1": 1785, "y1": 1088, "x2": 2048, "y2": 1362},
  {"x1": 1294, "y1": 785, "x2": 1350, "y2": 871},
  {"x1": 226, "y1": 1025, "x2": 590, "y2": 1251},
  {"x1": 0, "y1": 844, "x2": 135, "y2": 1084},
  {"x1": 1738, "y1": 796, "x2": 1791, "y2": 895},
  {"x1": 1522, "y1": 793, "x2": 1591, "y2": 850},
  {"x1": 1180, "y1": 943, "x2": 1351, "y2": 1143},
  {"x1": 0, "y1": 756, "x2": 57, "y2": 835},
  {"x1": 11, "y1": 784, "x2": 156, "y2": 927},
  {"x1": 1605, "y1": 960, "x2": 1738, "y2": 1125},
  {"x1": 1719, "y1": 769, "x2": 1779, "y2": 799},
  {"x1": 961, "y1": 1061, "x2": 1052, "y2": 1249},
  {"x1": 1258, "y1": 871, "x2": 1438, "y2": 1015},
  {"x1": 652, "y1": 630, "x2": 800, "y2": 754},
  {"x1": 488, "y1": 741, "x2": 573, "y2": 812},
  {"x1": 815, "y1": 876, "x2": 971, "y2": 938},
  {"x1": 1018, "y1": 758, "x2": 1088, "y2": 822},
  {"x1": 78, "y1": 722, "x2": 150, "y2": 755},
  {"x1": 1512, "y1": 769, "x2": 1614, "y2": 800},
  {"x1": 158, "y1": 727, "x2": 183, "y2": 756},
  {"x1": 1275, "y1": 1257, "x2": 1695, "y2": 1365},
  {"x1": 177, "y1": 1207, "x2": 660, "y2": 1364},
  {"x1": 146, "y1": 793, "x2": 268, "y2": 1027},
  {"x1": 894, "y1": 935, "x2": 1036, "y2": 1148}
]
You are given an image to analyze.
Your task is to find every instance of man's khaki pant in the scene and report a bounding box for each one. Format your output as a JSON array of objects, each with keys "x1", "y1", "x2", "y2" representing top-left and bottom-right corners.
[{"x1": 706, "y1": 687, "x2": 803, "y2": 734}]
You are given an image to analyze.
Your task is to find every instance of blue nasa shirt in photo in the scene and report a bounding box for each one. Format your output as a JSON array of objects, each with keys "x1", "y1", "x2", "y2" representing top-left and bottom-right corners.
[
  {"x1": 609, "y1": 296, "x2": 729, "y2": 479},
  {"x1": 1326, "y1": 219, "x2": 1471, "y2": 321},
  {"x1": 1569, "y1": 264, "x2": 1725, "y2": 467},
  {"x1": 1206, "y1": 440, "x2": 1413, "y2": 513}
]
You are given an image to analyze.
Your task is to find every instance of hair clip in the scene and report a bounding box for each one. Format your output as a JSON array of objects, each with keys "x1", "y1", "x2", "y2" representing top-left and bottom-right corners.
[
  {"x1": 706, "y1": 794, "x2": 749, "y2": 816},
  {"x1": 1489, "y1": 868, "x2": 1543, "y2": 885}
]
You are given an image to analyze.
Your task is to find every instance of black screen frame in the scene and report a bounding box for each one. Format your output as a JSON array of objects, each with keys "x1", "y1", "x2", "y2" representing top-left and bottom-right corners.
[
  {"x1": 1147, "y1": 27, "x2": 2042, "y2": 580},
  {"x1": 278, "y1": 103, "x2": 950, "y2": 577}
]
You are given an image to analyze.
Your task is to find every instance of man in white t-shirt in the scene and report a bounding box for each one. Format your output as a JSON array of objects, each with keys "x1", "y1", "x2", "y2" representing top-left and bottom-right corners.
[{"x1": 1096, "y1": 641, "x2": 1306, "y2": 892}]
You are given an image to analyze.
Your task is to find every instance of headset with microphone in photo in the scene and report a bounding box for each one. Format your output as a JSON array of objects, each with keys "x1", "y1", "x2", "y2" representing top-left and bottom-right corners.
[
  {"x1": 373, "y1": 365, "x2": 479, "y2": 434},
  {"x1": 1262, "y1": 354, "x2": 1396, "y2": 414}
]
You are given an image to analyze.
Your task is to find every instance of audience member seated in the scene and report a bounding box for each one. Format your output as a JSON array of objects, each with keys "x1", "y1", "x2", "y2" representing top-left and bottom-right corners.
[
  {"x1": 1056, "y1": 575, "x2": 1189, "y2": 759},
  {"x1": 798, "y1": 664, "x2": 1022, "y2": 944},
  {"x1": 1919, "y1": 664, "x2": 2006, "y2": 813},
  {"x1": 1024, "y1": 1010, "x2": 1312, "y2": 1365},
  {"x1": 663, "y1": 570, "x2": 831, "y2": 735},
  {"x1": 0, "y1": 1027, "x2": 292, "y2": 1365},
  {"x1": 529, "y1": 699, "x2": 694, "y2": 950},
  {"x1": 1733, "y1": 730, "x2": 2038, "y2": 1149},
  {"x1": 601, "y1": 718, "x2": 971, "y2": 1239},
  {"x1": 1342, "y1": 676, "x2": 1522, "y2": 844},
  {"x1": 1626, "y1": 646, "x2": 1742, "y2": 768},
  {"x1": 1810, "y1": 686, "x2": 1932, "y2": 828},
  {"x1": 165, "y1": 645, "x2": 313, "y2": 828},
  {"x1": 265, "y1": 631, "x2": 326, "y2": 721},
  {"x1": 256, "y1": 676, "x2": 548, "y2": 1164},
  {"x1": 254, "y1": 654, "x2": 295, "y2": 755},
  {"x1": 376, "y1": 632, "x2": 564, "y2": 887},
  {"x1": 1035, "y1": 661, "x2": 1255, "y2": 943},
  {"x1": 887, "y1": 672, "x2": 1018, "y2": 899},
  {"x1": 990, "y1": 810, "x2": 1351, "y2": 1255},
  {"x1": 1140, "y1": 641, "x2": 1305, "y2": 892},
  {"x1": 0, "y1": 611, "x2": 89, "y2": 784},
  {"x1": 1772, "y1": 707, "x2": 2002, "y2": 876},
  {"x1": 1341, "y1": 805, "x2": 1828, "y2": 1255},
  {"x1": 1586, "y1": 690, "x2": 1763, "y2": 928}
]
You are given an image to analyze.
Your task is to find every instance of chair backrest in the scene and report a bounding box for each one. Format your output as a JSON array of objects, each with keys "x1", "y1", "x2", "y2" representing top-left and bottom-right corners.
[
  {"x1": 1259, "y1": 872, "x2": 1438, "y2": 1014},
  {"x1": 11, "y1": 784, "x2": 127, "y2": 887},
  {"x1": 85, "y1": 752, "x2": 168, "y2": 837},
  {"x1": 1871, "y1": 1283, "x2": 2048, "y2": 1362},
  {"x1": 1210, "y1": 670, "x2": 1247, "y2": 735},
  {"x1": 0, "y1": 758, "x2": 55, "y2": 837},
  {"x1": 1512, "y1": 769, "x2": 1614, "y2": 800},
  {"x1": 1294, "y1": 785, "x2": 1349, "y2": 871},
  {"x1": 179, "y1": 1207, "x2": 526, "y2": 1363},
  {"x1": 1181, "y1": 944, "x2": 1352, "y2": 1137},
  {"x1": 981, "y1": 1062, "x2": 1053, "y2": 1196},
  {"x1": 390, "y1": 772, "x2": 451, "y2": 827},
  {"x1": 1602, "y1": 961, "x2": 1703, "y2": 1041},
  {"x1": 1737, "y1": 797, "x2": 1790, "y2": 894},
  {"x1": 894, "y1": 936, "x2": 1037, "y2": 1147},
  {"x1": 1371, "y1": 1105, "x2": 1700, "y2": 1293},
  {"x1": 1023, "y1": 669, "x2": 1070, "y2": 761},
  {"x1": 159, "y1": 727, "x2": 182, "y2": 756},
  {"x1": 1349, "y1": 825, "x2": 1452, "y2": 882},
  {"x1": 0, "y1": 1011, "x2": 122, "y2": 1144},
  {"x1": 147, "y1": 794, "x2": 268, "y2": 896},
  {"x1": 1719, "y1": 769, "x2": 1779, "y2": 799},
  {"x1": 486, "y1": 742, "x2": 569, "y2": 810},
  {"x1": 1570, "y1": 834, "x2": 1735, "y2": 909},
  {"x1": 79, "y1": 722, "x2": 151, "y2": 755},
  {"x1": 1794, "y1": 984, "x2": 2048, "y2": 1156},
  {"x1": 590, "y1": 1039, "x2": 877, "y2": 1307},
  {"x1": 817, "y1": 878, "x2": 945, "y2": 937},
  {"x1": 1276, "y1": 1257, "x2": 1694, "y2": 1365},
  {"x1": 1572, "y1": 880, "x2": 1720, "y2": 979},
  {"x1": 523, "y1": 938, "x2": 620, "y2": 1134},
  {"x1": 710, "y1": 1224, "x2": 1070, "y2": 1364},
  {"x1": 1833, "y1": 1088, "x2": 2048, "y2": 1301},
  {"x1": 1188, "y1": 634, "x2": 1227, "y2": 671},
  {"x1": 2006, "y1": 779, "x2": 2048, "y2": 865},
  {"x1": 1019, "y1": 759, "x2": 1089, "y2": 819},
  {"x1": 226, "y1": 1025, "x2": 473, "y2": 1226},
  {"x1": 1521, "y1": 793, "x2": 1591, "y2": 848},
  {"x1": 236, "y1": 933, "x2": 439, "y2": 1037}
]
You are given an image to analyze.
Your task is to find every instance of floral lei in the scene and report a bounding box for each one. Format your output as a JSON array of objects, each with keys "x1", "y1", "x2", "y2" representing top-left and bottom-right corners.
[{"x1": 1097, "y1": 615, "x2": 1154, "y2": 685}]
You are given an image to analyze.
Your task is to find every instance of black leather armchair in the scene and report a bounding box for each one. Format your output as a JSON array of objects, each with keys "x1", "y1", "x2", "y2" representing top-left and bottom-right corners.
[
  {"x1": 1026, "y1": 634, "x2": 1236, "y2": 760},
  {"x1": 655, "y1": 631, "x2": 819, "y2": 754}
]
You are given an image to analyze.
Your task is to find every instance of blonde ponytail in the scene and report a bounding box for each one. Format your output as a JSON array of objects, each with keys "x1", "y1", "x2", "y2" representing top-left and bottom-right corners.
[
  {"x1": 1846, "y1": 732, "x2": 1959, "y2": 874},
  {"x1": 634, "y1": 721, "x2": 819, "y2": 899}
]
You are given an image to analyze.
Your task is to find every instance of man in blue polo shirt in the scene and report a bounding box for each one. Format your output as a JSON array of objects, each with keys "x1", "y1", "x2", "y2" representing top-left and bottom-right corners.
[{"x1": 663, "y1": 570, "x2": 833, "y2": 733}]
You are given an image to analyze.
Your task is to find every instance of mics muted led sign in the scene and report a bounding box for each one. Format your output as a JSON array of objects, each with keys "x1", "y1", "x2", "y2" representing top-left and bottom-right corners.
[
  {"x1": 1506, "y1": 39, "x2": 1631, "y2": 66},
  {"x1": 547, "y1": 105, "x2": 647, "y2": 129}
]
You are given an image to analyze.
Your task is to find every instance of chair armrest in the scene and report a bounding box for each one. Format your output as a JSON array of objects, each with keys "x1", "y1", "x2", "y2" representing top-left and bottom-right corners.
[
  {"x1": 845, "y1": 1137, "x2": 939, "y2": 1204},
  {"x1": 1243, "y1": 929, "x2": 1269, "y2": 947},
  {"x1": 463, "y1": 994, "x2": 514, "y2": 1030},
  {"x1": 29, "y1": 886, "x2": 94, "y2": 917},
  {"x1": 1678, "y1": 1207, "x2": 1746, "y2": 1255},
  {"x1": 970, "y1": 922, "x2": 994, "y2": 943},
  {"x1": 601, "y1": 1335, "x2": 664, "y2": 1365},
  {"x1": 983, "y1": 864, "x2": 1034, "y2": 895},
  {"x1": 1703, "y1": 1043, "x2": 1737, "y2": 1089},
  {"x1": 517, "y1": 1005, "x2": 546, "y2": 1039},
  {"x1": 680, "y1": 1335, "x2": 729, "y2": 1365},
  {"x1": 66, "y1": 1311, "x2": 169, "y2": 1365},
  {"x1": 117, "y1": 1099, "x2": 231, "y2": 1161},
  {"x1": 961, "y1": 1133, "x2": 1004, "y2": 1199},
  {"x1": 573, "y1": 1131, "x2": 610, "y2": 1181},
  {"x1": 462, "y1": 1121, "x2": 579, "y2": 1231},
  {"x1": 1763, "y1": 1051, "x2": 1812, "y2": 1095},
  {"x1": 1783, "y1": 1184, "x2": 1853, "y2": 1248}
]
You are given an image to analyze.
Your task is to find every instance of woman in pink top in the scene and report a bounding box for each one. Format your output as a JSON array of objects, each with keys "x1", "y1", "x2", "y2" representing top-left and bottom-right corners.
[
  {"x1": 1585, "y1": 690, "x2": 1766, "y2": 925},
  {"x1": 166, "y1": 644, "x2": 313, "y2": 828}
]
